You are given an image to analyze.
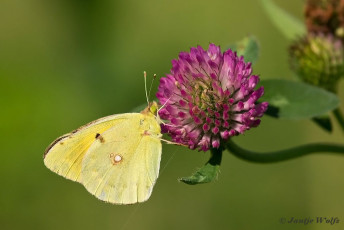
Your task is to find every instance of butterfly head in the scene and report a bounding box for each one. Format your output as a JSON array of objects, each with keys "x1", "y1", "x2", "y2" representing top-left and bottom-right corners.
[
  {"x1": 141, "y1": 101, "x2": 158, "y2": 115},
  {"x1": 141, "y1": 101, "x2": 164, "y2": 125}
]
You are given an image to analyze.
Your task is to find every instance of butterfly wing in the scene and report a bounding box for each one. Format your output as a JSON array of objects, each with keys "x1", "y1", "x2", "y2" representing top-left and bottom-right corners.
[
  {"x1": 43, "y1": 114, "x2": 136, "y2": 182},
  {"x1": 80, "y1": 114, "x2": 162, "y2": 204}
]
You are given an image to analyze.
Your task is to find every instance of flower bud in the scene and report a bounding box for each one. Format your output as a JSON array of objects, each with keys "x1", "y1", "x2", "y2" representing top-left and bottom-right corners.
[{"x1": 289, "y1": 33, "x2": 344, "y2": 92}]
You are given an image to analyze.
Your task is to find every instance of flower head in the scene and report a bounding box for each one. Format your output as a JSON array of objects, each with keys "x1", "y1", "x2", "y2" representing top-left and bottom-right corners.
[
  {"x1": 157, "y1": 44, "x2": 268, "y2": 151},
  {"x1": 289, "y1": 33, "x2": 344, "y2": 92}
]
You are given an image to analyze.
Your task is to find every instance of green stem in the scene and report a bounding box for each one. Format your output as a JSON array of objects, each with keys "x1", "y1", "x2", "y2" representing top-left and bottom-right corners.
[
  {"x1": 226, "y1": 139, "x2": 344, "y2": 163},
  {"x1": 333, "y1": 108, "x2": 344, "y2": 132},
  {"x1": 209, "y1": 147, "x2": 223, "y2": 166}
]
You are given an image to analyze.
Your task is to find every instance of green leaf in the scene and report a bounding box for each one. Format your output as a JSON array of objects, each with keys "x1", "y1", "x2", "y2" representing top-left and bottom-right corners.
[
  {"x1": 227, "y1": 35, "x2": 260, "y2": 64},
  {"x1": 180, "y1": 148, "x2": 222, "y2": 185},
  {"x1": 312, "y1": 115, "x2": 333, "y2": 133},
  {"x1": 265, "y1": 106, "x2": 334, "y2": 132},
  {"x1": 264, "y1": 104, "x2": 280, "y2": 118},
  {"x1": 261, "y1": 0, "x2": 305, "y2": 40},
  {"x1": 260, "y1": 79, "x2": 340, "y2": 119}
]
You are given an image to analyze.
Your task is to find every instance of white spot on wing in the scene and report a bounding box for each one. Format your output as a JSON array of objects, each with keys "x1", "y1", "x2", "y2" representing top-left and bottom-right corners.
[
  {"x1": 109, "y1": 153, "x2": 123, "y2": 165},
  {"x1": 114, "y1": 155, "x2": 122, "y2": 162}
]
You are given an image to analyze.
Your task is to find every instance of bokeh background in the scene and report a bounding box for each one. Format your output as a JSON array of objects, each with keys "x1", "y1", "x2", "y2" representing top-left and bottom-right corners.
[{"x1": 1, "y1": 0, "x2": 344, "y2": 229}]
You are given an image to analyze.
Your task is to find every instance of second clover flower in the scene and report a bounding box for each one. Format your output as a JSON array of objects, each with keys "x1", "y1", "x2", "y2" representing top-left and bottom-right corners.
[{"x1": 157, "y1": 44, "x2": 268, "y2": 151}]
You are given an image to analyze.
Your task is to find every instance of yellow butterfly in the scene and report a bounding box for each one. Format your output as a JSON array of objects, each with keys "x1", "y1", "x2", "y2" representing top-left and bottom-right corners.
[
  {"x1": 44, "y1": 73, "x2": 175, "y2": 204},
  {"x1": 44, "y1": 102, "x2": 163, "y2": 204}
]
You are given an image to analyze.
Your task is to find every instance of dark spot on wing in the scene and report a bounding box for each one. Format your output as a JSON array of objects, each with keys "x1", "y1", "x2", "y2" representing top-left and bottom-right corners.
[{"x1": 95, "y1": 133, "x2": 105, "y2": 143}]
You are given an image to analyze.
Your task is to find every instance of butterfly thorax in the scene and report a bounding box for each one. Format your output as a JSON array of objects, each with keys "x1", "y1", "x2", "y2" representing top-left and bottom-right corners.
[{"x1": 140, "y1": 101, "x2": 162, "y2": 137}]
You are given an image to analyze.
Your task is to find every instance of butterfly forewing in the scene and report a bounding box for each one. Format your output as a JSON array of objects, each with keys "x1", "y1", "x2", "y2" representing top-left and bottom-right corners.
[{"x1": 43, "y1": 114, "x2": 133, "y2": 182}]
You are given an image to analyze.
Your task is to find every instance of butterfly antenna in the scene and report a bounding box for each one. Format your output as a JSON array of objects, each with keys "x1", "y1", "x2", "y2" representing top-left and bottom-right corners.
[
  {"x1": 154, "y1": 96, "x2": 172, "y2": 125},
  {"x1": 143, "y1": 71, "x2": 149, "y2": 106},
  {"x1": 147, "y1": 73, "x2": 157, "y2": 101},
  {"x1": 157, "y1": 96, "x2": 172, "y2": 113}
]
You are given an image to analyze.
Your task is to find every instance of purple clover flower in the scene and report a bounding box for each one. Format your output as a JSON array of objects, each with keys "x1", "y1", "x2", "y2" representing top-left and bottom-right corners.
[{"x1": 157, "y1": 44, "x2": 268, "y2": 151}]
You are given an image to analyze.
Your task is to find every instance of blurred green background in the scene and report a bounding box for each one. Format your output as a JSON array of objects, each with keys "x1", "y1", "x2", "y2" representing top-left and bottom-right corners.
[{"x1": 1, "y1": 0, "x2": 344, "y2": 229}]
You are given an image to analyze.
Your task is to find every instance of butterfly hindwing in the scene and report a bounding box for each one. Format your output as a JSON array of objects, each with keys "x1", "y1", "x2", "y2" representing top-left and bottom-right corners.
[{"x1": 80, "y1": 113, "x2": 162, "y2": 204}]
